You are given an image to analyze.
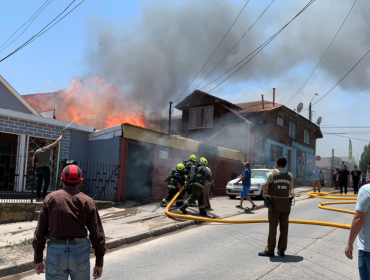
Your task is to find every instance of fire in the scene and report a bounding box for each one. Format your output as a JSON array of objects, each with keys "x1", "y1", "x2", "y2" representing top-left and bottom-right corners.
[{"x1": 23, "y1": 77, "x2": 146, "y2": 129}]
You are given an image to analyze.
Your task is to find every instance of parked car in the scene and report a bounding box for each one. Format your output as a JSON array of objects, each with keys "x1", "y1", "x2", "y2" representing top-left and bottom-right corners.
[{"x1": 226, "y1": 169, "x2": 269, "y2": 199}]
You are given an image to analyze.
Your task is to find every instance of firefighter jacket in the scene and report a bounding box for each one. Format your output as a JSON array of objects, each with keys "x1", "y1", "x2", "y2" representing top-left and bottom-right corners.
[
  {"x1": 183, "y1": 160, "x2": 196, "y2": 176},
  {"x1": 192, "y1": 163, "x2": 213, "y2": 189},
  {"x1": 168, "y1": 171, "x2": 187, "y2": 189}
]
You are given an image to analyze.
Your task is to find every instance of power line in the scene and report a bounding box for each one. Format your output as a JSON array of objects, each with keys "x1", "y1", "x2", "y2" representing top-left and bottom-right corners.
[
  {"x1": 303, "y1": 48, "x2": 370, "y2": 109},
  {"x1": 0, "y1": 0, "x2": 85, "y2": 63},
  {"x1": 318, "y1": 140, "x2": 331, "y2": 151},
  {"x1": 0, "y1": 0, "x2": 53, "y2": 52},
  {"x1": 191, "y1": 0, "x2": 275, "y2": 92},
  {"x1": 321, "y1": 138, "x2": 332, "y2": 150},
  {"x1": 175, "y1": 0, "x2": 316, "y2": 105},
  {"x1": 284, "y1": 0, "x2": 357, "y2": 105},
  {"x1": 201, "y1": 0, "x2": 316, "y2": 94},
  {"x1": 321, "y1": 126, "x2": 370, "y2": 129},
  {"x1": 323, "y1": 133, "x2": 370, "y2": 142},
  {"x1": 172, "y1": 0, "x2": 250, "y2": 103}
]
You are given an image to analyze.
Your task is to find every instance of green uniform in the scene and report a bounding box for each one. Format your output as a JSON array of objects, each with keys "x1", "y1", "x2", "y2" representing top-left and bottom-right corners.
[{"x1": 264, "y1": 168, "x2": 293, "y2": 253}]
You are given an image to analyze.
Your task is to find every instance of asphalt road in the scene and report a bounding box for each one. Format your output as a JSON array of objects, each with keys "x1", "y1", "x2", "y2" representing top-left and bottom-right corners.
[{"x1": 9, "y1": 196, "x2": 358, "y2": 280}]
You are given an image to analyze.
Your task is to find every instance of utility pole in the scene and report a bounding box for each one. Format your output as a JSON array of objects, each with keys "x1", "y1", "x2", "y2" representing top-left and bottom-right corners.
[
  {"x1": 309, "y1": 93, "x2": 318, "y2": 122},
  {"x1": 168, "y1": 101, "x2": 173, "y2": 134}
]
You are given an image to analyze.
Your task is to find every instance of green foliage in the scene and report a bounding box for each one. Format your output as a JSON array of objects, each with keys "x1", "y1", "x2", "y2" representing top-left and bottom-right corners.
[{"x1": 359, "y1": 143, "x2": 370, "y2": 172}]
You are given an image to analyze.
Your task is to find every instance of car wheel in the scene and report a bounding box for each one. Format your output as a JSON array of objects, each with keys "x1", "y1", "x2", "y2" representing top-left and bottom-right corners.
[{"x1": 229, "y1": 195, "x2": 237, "y2": 199}]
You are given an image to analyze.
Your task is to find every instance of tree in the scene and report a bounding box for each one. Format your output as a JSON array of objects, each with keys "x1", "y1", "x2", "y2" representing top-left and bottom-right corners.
[{"x1": 359, "y1": 143, "x2": 370, "y2": 172}]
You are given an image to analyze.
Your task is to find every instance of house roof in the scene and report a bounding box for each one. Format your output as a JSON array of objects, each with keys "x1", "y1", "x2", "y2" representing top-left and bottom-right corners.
[
  {"x1": 236, "y1": 100, "x2": 283, "y2": 113},
  {"x1": 175, "y1": 90, "x2": 242, "y2": 111},
  {"x1": 0, "y1": 75, "x2": 40, "y2": 116}
]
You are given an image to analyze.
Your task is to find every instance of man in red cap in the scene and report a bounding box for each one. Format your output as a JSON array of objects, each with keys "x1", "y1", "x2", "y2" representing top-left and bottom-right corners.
[{"x1": 33, "y1": 165, "x2": 106, "y2": 280}]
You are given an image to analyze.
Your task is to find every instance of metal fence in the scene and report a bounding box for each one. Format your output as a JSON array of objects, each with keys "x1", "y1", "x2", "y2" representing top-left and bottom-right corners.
[{"x1": 0, "y1": 153, "x2": 120, "y2": 203}]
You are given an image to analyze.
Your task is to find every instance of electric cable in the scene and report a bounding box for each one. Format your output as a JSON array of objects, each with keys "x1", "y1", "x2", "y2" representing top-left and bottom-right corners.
[
  {"x1": 175, "y1": 0, "x2": 316, "y2": 105},
  {"x1": 323, "y1": 133, "x2": 370, "y2": 142},
  {"x1": 0, "y1": 0, "x2": 53, "y2": 52},
  {"x1": 190, "y1": 0, "x2": 275, "y2": 93},
  {"x1": 172, "y1": 0, "x2": 250, "y2": 103},
  {"x1": 0, "y1": 0, "x2": 85, "y2": 63},
  {"x1": 318, "y1": 141, "x2": 331, "y2": 151},
  {"x1": 199, "y1": 0, "x2": 316, "y2": 94},
  {"x1": 284, "y1": 0, "x2": 358, "y2": 105}
]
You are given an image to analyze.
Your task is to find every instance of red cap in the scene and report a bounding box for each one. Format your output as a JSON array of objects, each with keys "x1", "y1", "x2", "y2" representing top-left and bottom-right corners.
[{"x1": 62, "y1": 165, "x2": 82, "y2": 184}]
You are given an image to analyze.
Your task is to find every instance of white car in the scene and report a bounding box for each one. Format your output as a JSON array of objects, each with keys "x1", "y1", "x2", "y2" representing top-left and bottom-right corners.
[{"x1": 226, "y1": 169, "x2": 269, "y2": 199}]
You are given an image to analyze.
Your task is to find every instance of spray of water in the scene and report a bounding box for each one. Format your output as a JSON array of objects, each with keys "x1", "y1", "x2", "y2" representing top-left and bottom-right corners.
[{"x1": 63, "y1": 114, "x2": 96, "y2": 131}]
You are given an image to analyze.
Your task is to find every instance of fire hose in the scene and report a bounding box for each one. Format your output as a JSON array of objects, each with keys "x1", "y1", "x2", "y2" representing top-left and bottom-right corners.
[{"x1": 165, "y1": 188, "x2": 357, "y2": 230}]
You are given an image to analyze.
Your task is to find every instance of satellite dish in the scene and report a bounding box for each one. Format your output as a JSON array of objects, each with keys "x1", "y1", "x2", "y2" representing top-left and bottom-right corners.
[
  {"x1": 297, "y1": 102, "x2": 304, "y2": 113},
  {"x1": 317, "y1": 117, "x2": 322, "y2": 125}
]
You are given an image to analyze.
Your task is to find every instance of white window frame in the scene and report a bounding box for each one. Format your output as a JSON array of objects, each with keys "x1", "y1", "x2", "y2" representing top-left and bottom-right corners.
[
  {"x1": 277, "y1": 116, "x2": 284, "y2": 127},
  {"x1": 304, "y1": 129, "x2": 310, "y2": 144},
  {"x1": 289, "y1": 122, "x2": 296, "y2": 138},
  {"x1": 188, "y1": 106, "x2": 214, "y2": 129}
]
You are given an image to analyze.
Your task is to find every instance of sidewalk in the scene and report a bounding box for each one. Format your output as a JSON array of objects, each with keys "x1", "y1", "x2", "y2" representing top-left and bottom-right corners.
[{"x1": 0, "y1": 186, "x2": 334, "y2": 278}]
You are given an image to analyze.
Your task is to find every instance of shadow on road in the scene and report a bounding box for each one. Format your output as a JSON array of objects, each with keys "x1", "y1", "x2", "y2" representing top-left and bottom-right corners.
[{"x1": 269, "y1": 255, "x2": 304, "y2": 263}]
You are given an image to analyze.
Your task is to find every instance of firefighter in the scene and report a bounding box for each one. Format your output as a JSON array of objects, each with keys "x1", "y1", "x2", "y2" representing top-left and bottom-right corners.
[
  {"x1": 161, "y1": 163, "x2": 187, "y2": 207},
  {"x1": 179, "y1": 157, "x2": 213, "y2": 217},
  {"x1": 180, "y1": 155, "x2": 197, "y2": 200}
]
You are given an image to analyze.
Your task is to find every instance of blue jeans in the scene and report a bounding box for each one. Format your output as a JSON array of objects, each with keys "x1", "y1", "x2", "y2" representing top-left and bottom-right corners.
[
  {"x1": 46, "y1": 238, "x2": 91, "y2": 280},
  {"x1": 359, "y1": 250, "x2": 370, "y2": 280}
]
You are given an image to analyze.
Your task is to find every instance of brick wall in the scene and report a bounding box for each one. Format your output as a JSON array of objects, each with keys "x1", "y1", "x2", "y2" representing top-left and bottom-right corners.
[{"x1": 0, "y1": 116, "x2": 71, "y2": 159}]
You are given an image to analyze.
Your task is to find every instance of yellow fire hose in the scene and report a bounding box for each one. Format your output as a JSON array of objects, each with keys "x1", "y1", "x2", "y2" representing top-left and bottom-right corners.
[{"x1": 165, "y1": 188, "x2": 357, "y2": 230}]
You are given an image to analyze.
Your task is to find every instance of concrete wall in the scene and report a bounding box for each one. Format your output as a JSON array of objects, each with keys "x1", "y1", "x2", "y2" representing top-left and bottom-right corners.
[
  {"x1": 0, "y1": 204, "x2": 36, "y2": 224},
  {"x1": 0, "y1": 82, "x2": 33, "y2": 114}
]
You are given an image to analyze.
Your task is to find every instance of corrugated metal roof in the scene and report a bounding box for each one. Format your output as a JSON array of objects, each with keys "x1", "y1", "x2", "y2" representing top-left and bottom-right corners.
[{"x1": 236, "y1": 100, "x2": 283, "y2": 113}]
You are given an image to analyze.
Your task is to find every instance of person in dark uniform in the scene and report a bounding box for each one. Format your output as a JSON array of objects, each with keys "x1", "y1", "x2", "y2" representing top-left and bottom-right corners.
[
  {"x1": 161, "y1": 163, "x2": 187, "y2": 207},
  {"x1": 351, "y1": 165, "x2": 362, "y2": 195},
  {"x1": 338, "y1": 165, "x2": 350, "y2": 194},
  {"x1": 259, "y1": 157, "x2": 294, "y2": 257},
  {"x1": 180, "y1": 155, "x2": 197, "y2": 200}
]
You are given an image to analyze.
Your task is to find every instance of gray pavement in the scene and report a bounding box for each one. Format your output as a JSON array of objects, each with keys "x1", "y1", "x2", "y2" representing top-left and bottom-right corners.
[{"x1": 5, "y1": 189, "x2": 358, "y2": 280}]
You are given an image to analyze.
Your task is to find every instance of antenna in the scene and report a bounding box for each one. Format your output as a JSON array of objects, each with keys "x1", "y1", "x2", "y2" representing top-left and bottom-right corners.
[
  {"x1": 317, "y1": 116, "x2": 322, "y2": 125},
  {"x1": 297, "y1": 102, "x2": 304, "y2": 113}
]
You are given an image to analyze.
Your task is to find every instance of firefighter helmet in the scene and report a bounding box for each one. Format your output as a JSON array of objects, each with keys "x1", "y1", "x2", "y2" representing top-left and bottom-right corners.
[
  {"x1": 200, "y1": 157, "x2": 208, "y2": 165},
  {"x1": 177, "y1": 163, "x2": 185, "y2": 171},
  {"x1": 189, "y1": 155, "x2": 197, "y2": 162}
]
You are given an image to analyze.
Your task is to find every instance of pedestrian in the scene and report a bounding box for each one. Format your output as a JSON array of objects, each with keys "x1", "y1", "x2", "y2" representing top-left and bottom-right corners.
[
  {"x1": 311, "y1": 166, "x2": 322, "y2": 193},
  {"x1": 33, "y1": 164, "x2": 106, "y2": 280},
  {"x1": 259, "y1": 157, "x2": 294, "y2": 257},
  {"x1": 361, "y1": 172, "x2": 367, "y2": 189},
  {"x1": 203, "y1": 166, "x2": 213, "y2": 209},
  {"x1": 234, "y1": 161, "x2": 256, "y2": 210},
  {"x1": 351, "y1": 165, "x2": 362, "y2": 195},
  {"x1": 161, "y1": 163, "x2": 187, "y2": 207},
  {"x1": 321, "y1": 172, "x2": 325, "y2": 188},
  {"x1": 32, "y1": 132, "x2": 65, "y2": 202},
  {"x1": 334, "y1": 168, "x2": 340, "y2": 189},
  {"x1": 345, "y1": 169, "x2": 370, "y2": 280},
  {"x1": 338, "y1": 165, "x2": 350, "y2": 194},
  {"x1": 179, "y1": 157, "x2": 213, "y2": 217}
]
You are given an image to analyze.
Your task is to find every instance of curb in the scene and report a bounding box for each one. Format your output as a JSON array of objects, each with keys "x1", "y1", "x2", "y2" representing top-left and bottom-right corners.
[{"x1": 0, "y1": 188, "x2": 341, "y2": 278}]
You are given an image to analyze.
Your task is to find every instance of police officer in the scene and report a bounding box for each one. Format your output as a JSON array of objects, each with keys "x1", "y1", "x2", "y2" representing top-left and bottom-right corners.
[
  {"x1": 179, "y1": 157, "x2": 213, "y2": 217},
  {"x1": 259, "y1": 157, "x2": 294, "y2": 257},
  {"x1": 161, "y1": 163, "x2": 187, "y2": 207}
]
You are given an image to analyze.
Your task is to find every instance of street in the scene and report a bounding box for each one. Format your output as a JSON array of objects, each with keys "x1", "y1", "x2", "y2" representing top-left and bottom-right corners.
[{"x1": 8, "y1": 195, "x2": 358, "y2": 280}]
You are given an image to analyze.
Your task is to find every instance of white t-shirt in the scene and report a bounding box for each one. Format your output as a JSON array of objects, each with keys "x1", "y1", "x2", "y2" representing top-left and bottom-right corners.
[{"x1": 356, "y1": 184, "x2": 370, "y2": 252}]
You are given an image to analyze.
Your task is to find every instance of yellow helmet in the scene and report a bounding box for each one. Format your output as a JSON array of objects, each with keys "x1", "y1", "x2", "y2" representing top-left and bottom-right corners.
[
  {"x1": 189, "y1": 155, "x2": 197, "y2": 162},
  {"x1": 177, "y1": 163, "x2": 185, "y2": 171},
  {"x1": 200, "y1": 157, "x2": 208, "y2": 165}
]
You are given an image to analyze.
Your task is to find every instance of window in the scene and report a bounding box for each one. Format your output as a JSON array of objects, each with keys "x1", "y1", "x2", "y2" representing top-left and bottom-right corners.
[
  {"x1": 304, "y1": 129, "x2": 310, "y2": 144},
  {"x1": 189, "y1": 106, "x2": 214, "y2": 129},
  {"x1": 270, "y1": 144, "x2": 283, "y2": 161},
  {"x1": 289, "y1": 122, "x2": 296, "y2": 138},
  {"x1": 277, "y1": 116, "x2": 284, "y2": 127},
  {"x1": 251, "y1": 170, "x2": 268, "y2": 179}
]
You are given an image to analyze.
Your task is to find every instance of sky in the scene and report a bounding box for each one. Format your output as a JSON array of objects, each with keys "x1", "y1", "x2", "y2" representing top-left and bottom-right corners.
[{"x1": 0, "y1": 0, "x2": 369, "y2": 162}]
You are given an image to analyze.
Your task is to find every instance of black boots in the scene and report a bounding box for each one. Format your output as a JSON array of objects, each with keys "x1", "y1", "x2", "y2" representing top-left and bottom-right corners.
[
  {"x1": 199, "y1": 209, "x2": 208, "y2": 217},
  {"x1": 179, "y1": 204, "x2": 188, "y2": 214}
]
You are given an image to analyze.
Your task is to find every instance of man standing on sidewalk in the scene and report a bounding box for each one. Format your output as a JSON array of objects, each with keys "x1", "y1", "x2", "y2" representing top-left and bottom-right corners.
[
  {"x1": 345, "y1": 169, "x2": 370, "y2": 279},
  {"x1": 33, "y1": 164, "x2": 106, "y2": 280},
  {"x1": 311, "y1": 166, "x2": 322, "y2": 193},
  {"x1": 234, "y1": 161, "x2": 256, "y2": 210},
  {"x1": 338, "y1": 165, "x2": 350, "y2": 194},
  {"x1": 33, "y1": 132, "x2": 65, "y2": 202},
  {"x1": 351, "y1": 166, "x2": 362, "y2": 195}
]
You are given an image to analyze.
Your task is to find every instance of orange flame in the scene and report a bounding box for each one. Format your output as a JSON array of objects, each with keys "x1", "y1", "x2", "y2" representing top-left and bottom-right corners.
[{"x1": 24, "y1": 77, "x2": 146, "y2": 129}]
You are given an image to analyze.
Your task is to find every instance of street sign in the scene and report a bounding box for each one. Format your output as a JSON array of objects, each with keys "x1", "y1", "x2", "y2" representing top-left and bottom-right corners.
[{"x1": 316, "y1": 156, "x2": 321, "y2": 161}]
